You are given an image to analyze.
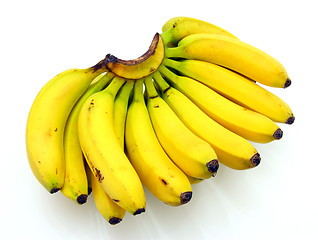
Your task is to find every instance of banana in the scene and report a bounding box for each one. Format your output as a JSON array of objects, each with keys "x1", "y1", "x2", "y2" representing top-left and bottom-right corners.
[
  {"x1": 113, "y1": 80, "x2": 135, "y2": 147},
  {"x1": 26, "y1": 60, "x2": 106, "y2": 193},
  {"x1": 153, "y1": 71, "x2": 261, "y2": 169},
  {"x1": 90, "y1": 170, "x2": 126, "y2": 225},
  {"x1": 104, "y1": 33, "x2": 164, "y2": 79},
  {"x1": 187, "y1": 175, "x2": 204, "y2": 185},
  {"x1": 125, "y1": 79, "x2": 192, "y2": 206},
  {"x1": 61, "y1": 73, "x2": 114, "y2": 204},
  {"x1": 159, "y1": 65, "x2": 282, "y2": 144},
  {"x1": 144, "y1": 76, "x2": 219, "y2": 179},
  {"x1": 90, "y1": 78, "x2": 133, "y2": 224},
  {"x1": 165, "y1": 33, "x2": 291, "y2": 88},
  {"x1": 78, "y1": 76, "x2": 146, "y2": 215},
  {"x1": 164, "y1": 58, "x2": 295, "y2": 124},
  {"x1": 161, "y1": 16, "x2": 238, "y2": 46}
]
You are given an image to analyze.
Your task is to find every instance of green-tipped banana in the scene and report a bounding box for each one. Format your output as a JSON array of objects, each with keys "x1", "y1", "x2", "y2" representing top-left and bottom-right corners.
[{"x1": 113, "y1": 80, "x2": 135, "y2": 147}]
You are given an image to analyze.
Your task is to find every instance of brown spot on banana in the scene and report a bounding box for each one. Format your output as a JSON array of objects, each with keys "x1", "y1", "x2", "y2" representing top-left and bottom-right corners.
[
  {"x1": 104, "y1": 33, "x2": 165, "y2": 79},
  {"x1": 160, "y1": 178, "x2": 168, "y2": 185},
  {"x1": 94, "y1": 168, "x2": 104, "y2": 183},
  {"x1": 46, "y1": 129, "x2": 52, "y2": 137}
]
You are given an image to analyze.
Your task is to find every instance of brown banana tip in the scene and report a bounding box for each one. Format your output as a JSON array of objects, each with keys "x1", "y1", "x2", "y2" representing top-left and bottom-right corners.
[
  {"x1": 273, "y1": 128, "x2": 283, "y2": 139},
  {"x1": 77, "y1": 194, "x2": 88, "y2": 205},
  {"x1": 250, "y1": 153, "x2": 261, "y2": 167},
  {"x1": 104, "y1": 54, "x2": 117, "y2": 66},
  {"x1": 109, "y1": 217, "x2": 122, "y2": 225},
  {"x1": 180, "y1": 191, "x2": 192, "y2": 204},
  {"x1": 286, "y1": 116, "x2": 295, "y2": 125},
  {"x1": 133, "y1": 208, "x2": 145, "y2": 216},
  {"x1": 50, "y1": 187, "x2": 60, "y2": 194},
  {"x1": 284, "y1": 78, "x2": 292, "y2": 88},
  {"x1": 206, "y1": 159, "x2": 219, "y2": 174},
  {"x1": 88, "y1": 187, "x2": 92, "y2": 195}
]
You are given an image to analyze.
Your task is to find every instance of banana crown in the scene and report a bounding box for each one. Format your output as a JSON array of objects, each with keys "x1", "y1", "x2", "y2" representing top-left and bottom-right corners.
[{"x1": 104, "y1": 33, "x2": 165, "y2": 79}]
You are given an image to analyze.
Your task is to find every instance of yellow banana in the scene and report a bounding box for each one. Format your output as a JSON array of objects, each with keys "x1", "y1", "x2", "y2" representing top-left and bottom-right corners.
[
  {"x1": 161, "y1": 16, "x2": 238, "y2": 46},
  {"x1": 164, "y1": 58, "x2": 295, "y2": 124},
  {"x1": 113, "y1": 80, "x2": 135, "y2": 147},
  {"x1": 187, "y1": 175, "x2": 204, "y2": 185},
  {"x1": 144, "y1": 76, "x2": 219, "y2": 179},
  {"x1": 26, "y1": 60, "x2": 106, "y2": 193},
  {"x1": 78, "y1": 76, "x2": 146, "y2": 215},
  {"x1": 159, "y1": 65, "x2": 282, "y2": 144},
  {"x1": 104, "y1": 33, "x2": 164, "y2": 79},
  {"x1": 165, "y1": 33, "x2": 291, "y2": 88},
  {"x1": 61, "y1": 73, "x2": 114, "y2": 204},
  {"x1": 90, "y1": 78, "x2": 133, "y2": 224},
  {"x1": 125, "y1": 79, "x2": 192, "y2": 206},
  {"x1": 90, "y1": 170, "x2": 126, "y2": 225},
  {"x1": 153, "y1": 71, "x2": 261, "y2": 169}
]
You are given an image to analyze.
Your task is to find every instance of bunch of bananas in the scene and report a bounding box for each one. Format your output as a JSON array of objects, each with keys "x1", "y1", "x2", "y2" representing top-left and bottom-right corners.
[{"x1": 26, "y1": 17, "x2": 294, "y2": 225}]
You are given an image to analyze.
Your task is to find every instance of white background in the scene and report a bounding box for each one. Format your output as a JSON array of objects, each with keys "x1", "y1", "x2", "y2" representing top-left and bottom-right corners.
[{"x1": 1, "y1": 0, "x2": 317, "y2": 239}]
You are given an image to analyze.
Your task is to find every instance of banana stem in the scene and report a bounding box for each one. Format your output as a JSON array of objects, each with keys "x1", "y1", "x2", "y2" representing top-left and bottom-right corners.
[
  {"x1": 152, "y1": 71, "x2": 170, "y2": 92},
  {"x1": 144, "y1": 76, "x2": 158, "y2": 98},
  {"x1": 164, "y1": 46, "x2": 183, "y2": 58},
  {"x1": 104, "y1": 76, "x2": 126, "y2": 97},
  {"x1": 118, "y1": 80, "x2": 135, "y2": 100},
  {"x1": 162, "y1": 58, "x2": 181, "y2": 70},
  {"x1": 132, "y1": 79, "x2": 145, "y2": 103},
  {"x1": 91, "y1": 72, "x2": 115, "y2": 90},
  {"x1": 158, "y1": 65, "x2": 180, "y2": 85},
  {"x1": 160, "y1": 31, "x2": 173, "y2": 46}
]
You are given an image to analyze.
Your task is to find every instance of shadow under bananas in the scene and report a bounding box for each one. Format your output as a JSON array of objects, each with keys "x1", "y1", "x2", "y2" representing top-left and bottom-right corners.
[{"x1": 142, "y1": 178, "x2": 232, "y2": 238}]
